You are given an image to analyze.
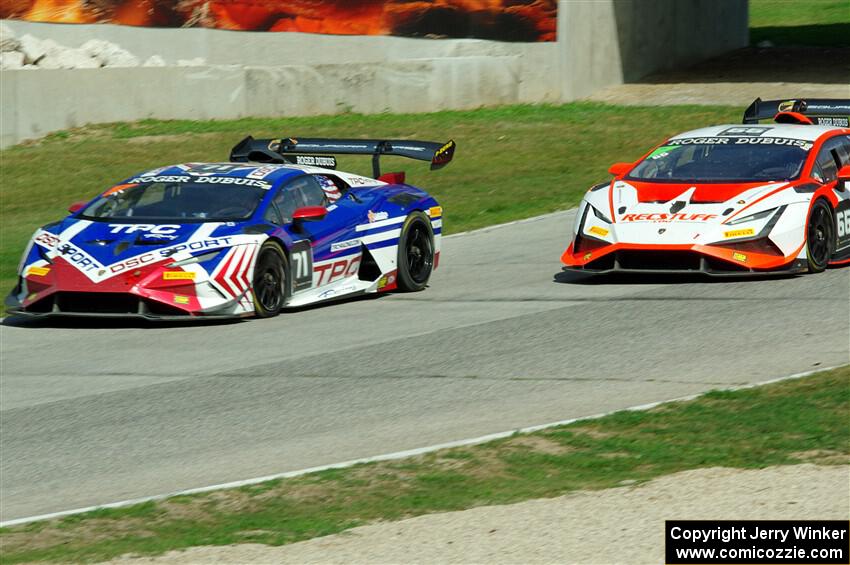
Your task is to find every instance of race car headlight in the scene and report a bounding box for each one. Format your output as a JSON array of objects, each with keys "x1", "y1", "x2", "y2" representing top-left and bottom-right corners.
[
  {"x1": 726, "y1": 207, "x2": 778, "y2": 225},
  {"x1": 575, "y1": 204, "x2": 613, "y2": 253},
  {"x1": 167, "y1": 249, "x2": 222, "y2": 268},
  {"x1": 36, "y1": 245, "x2": 54, "y2": 264},
  {"x1": 590, "y1": 205, "x2": 612, "y2": 224}
]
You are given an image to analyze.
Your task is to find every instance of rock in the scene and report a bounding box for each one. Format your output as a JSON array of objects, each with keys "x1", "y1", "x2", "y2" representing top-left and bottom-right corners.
[
  {"x1": 756, "y1": 40, "x2": 774, "y2": 48},
  {"x1": 63, "y1": 48, "x2": 101, "y2": 68},
  {"x1": 41, "y1": 38, "x2": 62, "y2": 54},
  {"x1": 0, "y1": 22, "x2": 20, "y2": 53},
  {"x1": 38, "y1": 47, "x2": 101, "y2": 69},
  {"x1": 35, "y1": 52, "x2": 61, "y2": 69},
  {"x1": 18, "y1": 34, "x2": 48, "y2": 64},
  {"x1": 39, "y1": 38, "x2": 63, "y2": 62},
  {"x1": 79, "y1": 38, "x2": 112, "y2": 59},
  {"x1": 80, "y1": 38, "x2": 138, "y2": 67},
  {"x1": 104, "y1": 49, "x2": 139, "y2": 67},
  {"x1": 33, "y1": 40, "x2": 61, "y2": 69},
  {"x1": 177, "y1": 57, "x2": 206, "y2": 67},
  {"x1": 12, "y1": 34, "x2": 141, "y2": 69},
  {"x1": 105, "y1": 50, "x2": 139, "y2": 67},
  {"x1": 0, "y1": 50, "x2": 24, "y2": 69},
  {"x1": 143, "y1": 55, "x2": 166, "y2": 67}
]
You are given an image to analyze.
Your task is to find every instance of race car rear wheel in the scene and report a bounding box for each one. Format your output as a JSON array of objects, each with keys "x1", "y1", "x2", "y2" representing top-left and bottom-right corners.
[
  {"x1": 397, "y1": 211, "x2": 434, "y2": 292},
  {"x1": 252, "y1": 241, "x2": 288, "y2": 317},
  {"x1": 806, "y1": 199, "x2": 835, "y2": 274}
]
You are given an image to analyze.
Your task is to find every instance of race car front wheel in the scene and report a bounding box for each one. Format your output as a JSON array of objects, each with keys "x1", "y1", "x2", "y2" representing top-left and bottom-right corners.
[
  {"x1": 806, "y1": 199, "x2": 835, "y2": 274},
  {"x1": 253, "y1": 241, "x2": 288, "y2": 317},
  {"x1": 397, "y1": 211, "x2": 434, "y2": 292}
]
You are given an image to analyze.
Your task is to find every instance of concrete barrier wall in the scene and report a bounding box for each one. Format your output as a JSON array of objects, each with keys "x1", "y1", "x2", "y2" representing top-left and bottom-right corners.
[
  {"x1": 0, "y1": 0, "x2": 747, "y2": 148},
  {"x1": 1, "y1": 56, "x2": 552, "y2": 147},
  {"x1": 560, "y1": 0, "x2": 749, "y2": 100}
]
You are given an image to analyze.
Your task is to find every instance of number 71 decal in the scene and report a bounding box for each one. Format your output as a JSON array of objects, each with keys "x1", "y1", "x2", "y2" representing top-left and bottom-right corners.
[{"x1": 290, "y1": 240, "x2": 313, "y2": 292}]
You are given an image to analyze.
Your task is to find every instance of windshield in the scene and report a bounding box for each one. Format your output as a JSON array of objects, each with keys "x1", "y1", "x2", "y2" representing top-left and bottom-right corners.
[
  {"x1": 627, "y1": 137, "x2": 812, "y2": 183},
  {"x1": 80, "y1": 180, "x2": 267, "y2": 221}
]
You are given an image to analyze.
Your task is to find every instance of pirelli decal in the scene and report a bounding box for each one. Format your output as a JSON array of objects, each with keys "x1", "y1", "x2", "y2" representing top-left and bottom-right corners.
[
  {"x1": 724, "y1": 228, "x2": 755, "y2": 239},
  {"x1": 163, "y1": 271, "x2": 196, "y2": 280}
]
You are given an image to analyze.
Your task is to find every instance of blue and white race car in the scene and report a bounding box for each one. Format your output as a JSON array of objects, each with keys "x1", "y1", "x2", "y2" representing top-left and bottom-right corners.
[{"x1": 6, "y1": 136, "x2": 455, "y2": 319}]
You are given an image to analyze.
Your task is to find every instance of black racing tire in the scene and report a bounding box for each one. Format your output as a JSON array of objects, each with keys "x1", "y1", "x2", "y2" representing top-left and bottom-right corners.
[
  {"x1": 397, "y1": 211, "x2": 435, "y2": 292},
  {"x1": 252, "y1": 241, "x2": 288, "y2": 317},
  {"x1": 806, "y1": 199, "x2": 835, "y2": 274}
]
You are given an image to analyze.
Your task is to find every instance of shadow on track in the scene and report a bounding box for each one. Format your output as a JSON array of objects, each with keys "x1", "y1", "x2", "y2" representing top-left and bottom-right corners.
[
  {"x1": 2, "y1": 292, "x2": 390, "y2": 329},
  {"x1": 1, "y1": 314, "x2": 244, "y2": 330}
]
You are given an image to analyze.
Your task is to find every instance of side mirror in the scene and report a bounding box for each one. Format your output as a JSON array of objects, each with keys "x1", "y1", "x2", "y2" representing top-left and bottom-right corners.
[
  {"x1": 68, "y1": 201, "x2": 87, "y2": 214},
  {"x1": 292, "y1": 206, "x2": 327, "y2": 232},
  {"x1": 608, "y1": 162, "x2": 633, "y2": 177}
]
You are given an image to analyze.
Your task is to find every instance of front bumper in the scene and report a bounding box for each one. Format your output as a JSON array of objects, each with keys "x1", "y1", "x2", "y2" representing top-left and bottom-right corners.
[
  {"x1": 561, "y1": 243, "x2": 807, "y2": 277},
  {"x1": 7, "y1": 245, "x2": 260, "y2": 320},
  {"x1": 5, "y1": 289, "x2": 244, "y2": 321}
]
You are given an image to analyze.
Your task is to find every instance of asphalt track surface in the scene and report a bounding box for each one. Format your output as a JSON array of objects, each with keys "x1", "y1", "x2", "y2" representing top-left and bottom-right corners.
[{"x1": 1, "y1": 210, "x2": 848, "y2": 521}]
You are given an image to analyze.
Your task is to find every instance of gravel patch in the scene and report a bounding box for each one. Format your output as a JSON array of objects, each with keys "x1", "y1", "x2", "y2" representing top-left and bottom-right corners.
[{"x1": 110, "y1": 463, "x2": 849, "y2": 564}]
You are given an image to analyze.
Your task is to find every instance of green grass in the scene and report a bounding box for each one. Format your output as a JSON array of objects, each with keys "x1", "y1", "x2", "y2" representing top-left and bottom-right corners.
[
  {"x1": 1, "y1": 365, "x2": 847, "y2": 563},
  {"x1": 750, "y1": 0, "x2": 850, "y2": 46},
  {"x1": 0, "y1": 103, "x2": 738, "y2": 291}
]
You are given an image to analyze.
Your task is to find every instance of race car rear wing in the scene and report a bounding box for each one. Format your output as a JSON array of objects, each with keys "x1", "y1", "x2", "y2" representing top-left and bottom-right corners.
[
  {"x1": 742, "y1": 98, "x2": 850, "y2": 126},
  {"x1": 230, "y1": 136, "x2": 456, "y2": 178}
]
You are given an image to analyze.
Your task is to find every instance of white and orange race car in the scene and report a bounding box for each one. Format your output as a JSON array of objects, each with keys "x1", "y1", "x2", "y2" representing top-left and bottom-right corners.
[{"x1": 561, "y1": 98, "x2": 850, "y2": 276}]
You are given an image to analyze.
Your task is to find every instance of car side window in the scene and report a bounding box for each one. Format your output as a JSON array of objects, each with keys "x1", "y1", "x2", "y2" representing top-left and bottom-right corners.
[
  {"x1": 264, "y1": 184, "x2": 299, "y2": 225},
  {"x1": 830, "y1": 135, "x2": 850, "y2": 167},
  {"x1": 264, "y1": 175, "x2": 329, "y2": 225},
  {"x1": 291, "y1": 175, "x2": 328, "y2": 208},
  {"x1": 813, "y1": 136, "x2": 850, "y2": 184}
]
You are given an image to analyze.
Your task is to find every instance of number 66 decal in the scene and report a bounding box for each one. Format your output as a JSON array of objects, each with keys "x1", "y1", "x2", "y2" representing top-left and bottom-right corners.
[
  {"x1": 836, "y1": 210, "x2": 850, "y2": 235},
  {"x1": 290, "y1": 240, "x2": 313, "y2": 292}
]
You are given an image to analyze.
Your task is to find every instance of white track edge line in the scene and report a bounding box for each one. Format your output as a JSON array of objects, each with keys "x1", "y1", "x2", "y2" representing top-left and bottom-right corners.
[{"x1": 1, "y1": 363, "x2": 840, "y2": 529}]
